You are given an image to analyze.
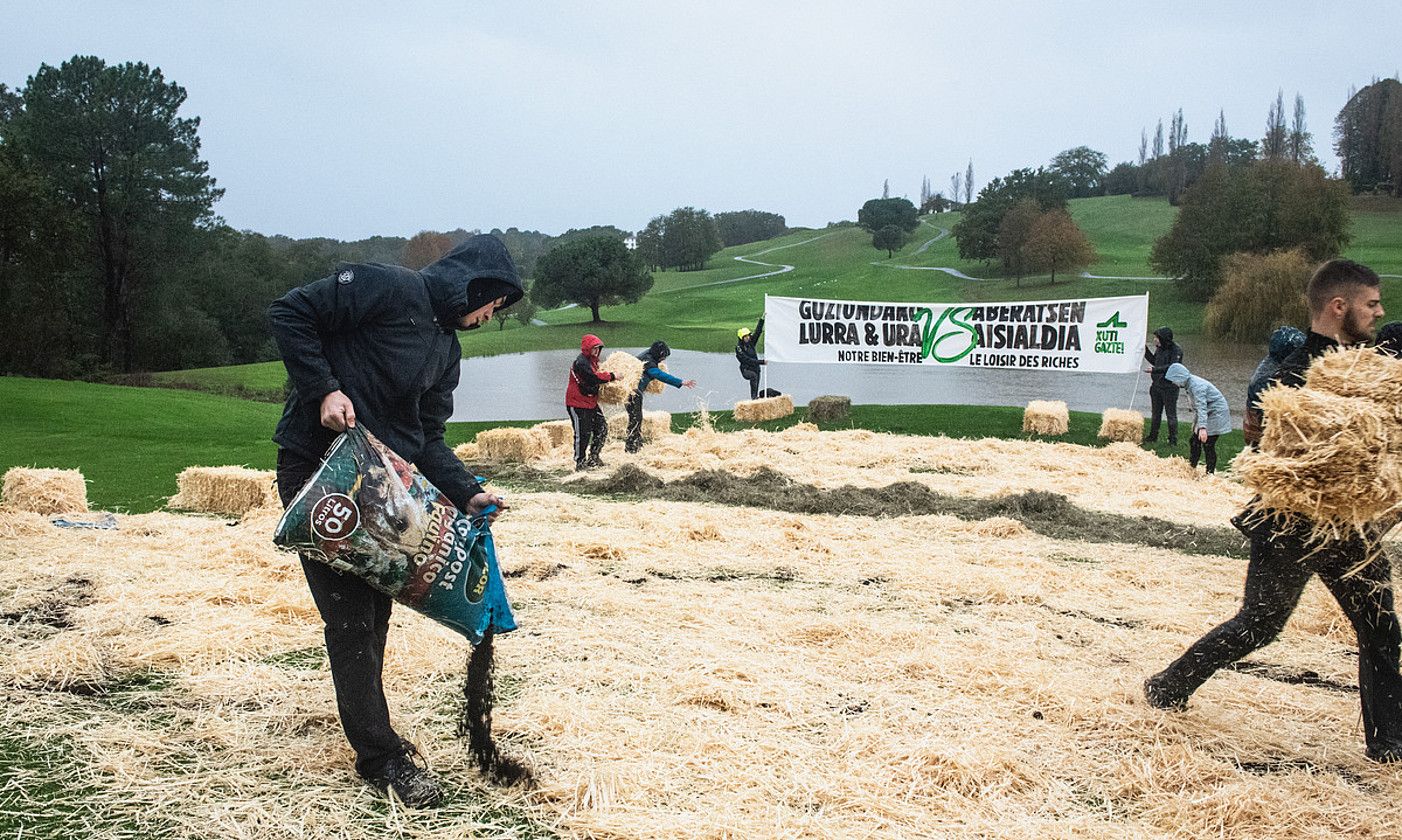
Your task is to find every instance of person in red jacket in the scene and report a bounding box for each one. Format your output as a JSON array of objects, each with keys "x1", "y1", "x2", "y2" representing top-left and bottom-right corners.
[{"x1": 565, "y1": 334, "x2": 617, "y2": 470}]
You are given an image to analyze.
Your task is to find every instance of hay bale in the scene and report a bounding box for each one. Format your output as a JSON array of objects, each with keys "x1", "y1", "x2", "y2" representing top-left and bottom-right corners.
[
  {"x1": 1, "y1": 468, "x2": 88, "y2": 515},
  {"x1": 453, "y1": 442, "x2": 479, "y2": 462},
  {"x1": 645, "y1": 361, "x2": 669, "y2": 395},
  {"x1": 1022, "y1": 401, "x2": 1069, "y2": 436},
  {"x1": 168, "y1": 467, "x2": 276, "y2": 517},
  {"x1": 475, "y1": 428, "x2": 550, "y2": 463},
  {"x1": 1304, "y1": 346, "x2": 1402, "y2": 418},
  {"x1": 1235, "y1": 387, "x2": 1402, "y2": 539},
  {"x1": 808, "y1": 395, "x2": 851, "y2": 422},
  {"x1": 532, "y1": 420, "x2": 574, "y2": 449},
  {"x1": 597, "y1": 352, "x2": 644, "y2": 405},
  {"x1": 1097, "y1": 409, "x2": 1144, "y2": 443},
  {"x1": 606, "y1": 410, "x2": 672, "y2": 441},
  {"x1": 734, "y1": 394, "x2": 794, "y2": 422}
]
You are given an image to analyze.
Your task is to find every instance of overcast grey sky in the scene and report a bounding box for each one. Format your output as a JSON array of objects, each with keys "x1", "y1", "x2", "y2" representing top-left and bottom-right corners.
[{"x1": 5, "y1": 1, "x2": 1398, "y2": 240}]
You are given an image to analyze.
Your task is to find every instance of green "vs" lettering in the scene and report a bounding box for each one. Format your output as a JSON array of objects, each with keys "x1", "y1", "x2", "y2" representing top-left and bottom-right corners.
[{"x1": 912, "y1": 306, "x2": 979, "y2": 363}]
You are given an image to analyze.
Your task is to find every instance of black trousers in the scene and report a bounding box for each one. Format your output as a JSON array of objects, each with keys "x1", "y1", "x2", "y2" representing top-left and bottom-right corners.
[
  {"x1": 624, "y1": 392, "x2": 645, "y2": 453},
  {"x1": 1190, "y1": 433, "x2": 1220, "y2": 473},
  {"x1": 567, "y1": 405, "x2": 607, "y2": 466},
  {"x1": 276, "y1": 449, "x2": 404, "y2": 779},
  {"x1": 1147, "y1": 382, "x2": 1179, "y2": 443},
  {"x1": 741, "y1": 369, "x2": 760, "y2": 400},
  {"x1": 1155, "y1": 529, "x2": 1402, "y2": 753}
]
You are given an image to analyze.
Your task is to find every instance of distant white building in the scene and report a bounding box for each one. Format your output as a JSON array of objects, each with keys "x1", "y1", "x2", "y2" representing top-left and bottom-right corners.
[{"x1": 624, "y1": 234, "x2": 637, "y2": 250}]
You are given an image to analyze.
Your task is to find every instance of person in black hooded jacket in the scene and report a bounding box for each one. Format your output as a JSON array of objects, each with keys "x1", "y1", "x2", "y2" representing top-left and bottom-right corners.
[
  {"x1": 268, "y1": 234, "x2": 523, "y2": 806},
  {"x1": 624, "y1": 341, "x2": 696, "y2": 453},
  {"x1": 1142, "y1": 326, "x2": 1183, "y2": 446}
]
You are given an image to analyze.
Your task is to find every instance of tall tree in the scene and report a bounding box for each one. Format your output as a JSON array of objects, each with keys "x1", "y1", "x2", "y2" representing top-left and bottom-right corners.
[
  {"x1": 857, "y1": 197, "x2": 920, "y2": 236},
  {"x1": 1262, "y1": 89, "x2": 1288, "y2": 159},
  {"x1": 1289, "y1": 93, "x2": 1313, "y2": 164},
  {"x1": 635, "y1": 216, "x2": 664, "y2": 271},
  {"x1": 714, "y1": 210, "x2": 787, "y2": 247},
  {"x1": 1152, "y1": 120, "x2": 1165, "y2": 159},
  {"x1": 1022, "y1": 209, "x2": 1096, "y2": 283},
  {"x1": 872, "y1": 225, "x2": 908, "y2": 258},
  {"x1": 882, "y1": 179, "x2": 889, "y2": 199},
  {"x1": 963, "y1": 160, "x2": 974, "y2": 209},
  {"x1": 997, "y1": 198, "x2": 1041, "y2": 286},
  {"x1": 950, "y1": 172, "x2": 961, "y2": 205},
  {"x1": 1049, "y1": 146, "x2": 1108, "y2": 198},
  {"x1": 659, "y1": 206, "x2": 723, "y2": 271},
  {"x1": 1209, "y1": 110, "x2": 1229, "y2": 163},
  {"x1": 952, "y1": 167, "x2": 1068, "y2": 262},
  {"x1": 6, "y1": 56, "x2": 221, "y2": 371},
  {"x1": 1334, "y1": 77, "x2": 1402, "y2": 195},
  {"x1": 532, "y1": 236, "x2": 652, "y2": 322}
]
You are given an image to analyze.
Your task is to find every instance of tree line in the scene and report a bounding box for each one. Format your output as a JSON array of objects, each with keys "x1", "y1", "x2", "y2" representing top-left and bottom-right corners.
[{"x1": 0, "y1": 55, "x2": 796, "y2": 377}]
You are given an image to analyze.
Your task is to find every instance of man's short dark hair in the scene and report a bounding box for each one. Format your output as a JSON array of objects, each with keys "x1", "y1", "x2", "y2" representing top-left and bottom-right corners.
[{"x1": 1307, "y1": 258, "x2": 1380, "y2": 313}]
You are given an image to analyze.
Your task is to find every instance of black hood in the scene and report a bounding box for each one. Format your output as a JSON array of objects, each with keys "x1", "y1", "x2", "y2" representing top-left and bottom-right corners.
[
  {"x1": 1154, "y1": 326, "x2": 1175, "y2": 347},
  {"x1": 419, "y1": 234, "x2": 524, "y2": 329},
  {"x1": 643, "y1": 340, "x2": 671, "y2": 363}
]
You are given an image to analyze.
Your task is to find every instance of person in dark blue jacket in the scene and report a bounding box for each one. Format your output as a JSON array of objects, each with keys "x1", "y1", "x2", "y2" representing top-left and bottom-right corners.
[
  {"x1": 1142, "y1": 326, "x2": 1183, "y2": 446},
  {"x1": 1243, "y1": 326, "x2": 1306, "y2": 448},
  {"x1": 268, "y1": 234, "x2": 522, "y2": 806},
  {"x1": 625, "y1": 341, "x2": 696, "y2": 452}
]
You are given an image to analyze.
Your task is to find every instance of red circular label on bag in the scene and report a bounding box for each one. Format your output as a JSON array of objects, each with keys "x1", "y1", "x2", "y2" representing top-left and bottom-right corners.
[{"x1": 311, "y1": 493, "x2": 360, "y2": 541}]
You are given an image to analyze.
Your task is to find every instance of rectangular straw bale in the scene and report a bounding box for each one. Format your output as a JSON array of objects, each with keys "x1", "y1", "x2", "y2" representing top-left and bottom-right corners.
[
  {"x1": 1303, "y1": 346, "x2": 1402, "y2": 418},
  {"x1": 168, "y1": 466, "x2": 276, "y2": 517},
  {"x1": 808, "y1": 395, "x2": 851, "y2": 422},
  {"x1": 645, "y1": 361, "x2": 669, "y2": 395},
  {"x1": 597, "y1": 351, "x2": 644, "y2": 404},
  {"x1": 733, "y1": 394, "x2": 794, "y2": 422},
  {"x1": 1235, "y1": 387, "x2": 1402, "y2": 538},
  {"x1": 475, "y1": 427, "x2": 549, "y2": 462},
  {"x1": 1022, "y1": 400, "x2": 1069, "y2": 436},
  {"x1": 1, "y1": 467, "x2": 89, "y2": 515},
  {"x1": 532, "y1": 420, "x2": 573, "y2": 449},
  {"x1": 1097, "y1": 408, "x2": 1144, "y2": 443},
  {"x1": 453, "y1": 442, "x2": 479, "y2": 462}
]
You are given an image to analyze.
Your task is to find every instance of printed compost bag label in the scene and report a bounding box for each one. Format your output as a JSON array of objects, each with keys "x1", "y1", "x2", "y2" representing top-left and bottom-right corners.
[
  {"x1": 273, "y1": 427, "x2": 515, "y2": 644},
  {"x1": 764, "y1": 293, "x2": 1148, "y2": 374}
]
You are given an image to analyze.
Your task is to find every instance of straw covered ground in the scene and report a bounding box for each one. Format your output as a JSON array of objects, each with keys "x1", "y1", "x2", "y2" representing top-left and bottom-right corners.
[{"x1": 2, "y1": 430, "x2": 1396, "y2": 838}]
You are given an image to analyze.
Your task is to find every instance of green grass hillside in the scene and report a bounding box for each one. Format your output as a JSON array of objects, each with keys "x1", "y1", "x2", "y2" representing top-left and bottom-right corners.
[{"x1": 153, "y1": 194, "x2": 1402, "y2": 396}]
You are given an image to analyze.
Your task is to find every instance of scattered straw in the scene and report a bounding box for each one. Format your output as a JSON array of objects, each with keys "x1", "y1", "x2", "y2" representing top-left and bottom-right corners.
[
  {"x1": 475, "y1": 428, "x2": 550, "y2": 463},
  {"x1": 733, "y1": 394, "x2": 794, "y2": 422},
  {"x1": 453, "y1": 441, "x2": 479, "y2": 462},
  {"x1": 808, "y1": 395, "x2": 851, "y2": 422},
  {"x1": 596, "y1": 352, "x2": 643, "y2": 405},
  {"x1": 1022, "y1": 401, "x2": 1069, "y2": 436},
  {"x1": 1098, "y1": 409, "x2": 1145, "y2": 443},
  {"x1": 1, "y1": 467, "x2": 89, "y2": 515},
  {"x1": 167, "y1": 466, "x2": 277, "y2": 517}
]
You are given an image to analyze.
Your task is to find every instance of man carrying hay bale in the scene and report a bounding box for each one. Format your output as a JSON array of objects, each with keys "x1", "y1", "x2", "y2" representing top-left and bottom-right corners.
[
  {"x1": 625, "y1": 341, "x2": 696, "y2": 453},
  {"x1": 1142, "y1": 326, "x2": 1183, "y2": 446},
  {"x1": 1145, "y1": 258, "x2": 1402, "y2": 763},
  {"x1": 566, "y1": 333, "x2": 618, "y2": 470},
  {"x1": 1243, "y1": 326, "x2": 1306, "y2": 449},
  {"x1": 736, "y1": 316, "x2": 766, "y2": 400},
  {"x1": 268, "y1": 234, "x2": 521, "y2": 805},
  {"x1": 1162, "y1": 363, "x2": 1230, "y2": 474}
]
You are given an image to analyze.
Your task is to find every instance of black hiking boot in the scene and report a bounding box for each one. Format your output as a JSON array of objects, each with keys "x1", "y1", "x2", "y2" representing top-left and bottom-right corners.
[
  {"x1": 1367, "y1": 739, "x2": 1402, "y2": 764},
  {"x1": 1143, "y1": 672, "x2": 1190, "y2": 711},
  {"x1": 366, "y1": 744, "x2": 444, "y2": 808},
  {"x1": 585, "y1": 456, "x2": 605, "y2": 469}
]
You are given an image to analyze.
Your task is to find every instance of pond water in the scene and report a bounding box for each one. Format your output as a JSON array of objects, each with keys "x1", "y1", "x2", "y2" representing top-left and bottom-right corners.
[{"x1": 451, "y1": 336, "x2": 1266, "y2": 426}]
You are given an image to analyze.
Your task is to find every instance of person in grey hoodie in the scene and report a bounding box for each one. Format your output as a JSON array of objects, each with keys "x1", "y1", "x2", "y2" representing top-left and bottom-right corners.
[{"x1": 1163, "y1": 362, "x2": 1230, "y2": 474}]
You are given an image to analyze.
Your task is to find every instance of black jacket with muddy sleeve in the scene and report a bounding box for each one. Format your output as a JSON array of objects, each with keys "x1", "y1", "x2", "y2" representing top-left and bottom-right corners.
[{"x1": 268, "y1": 235, "x2": 523, "y2": 512}]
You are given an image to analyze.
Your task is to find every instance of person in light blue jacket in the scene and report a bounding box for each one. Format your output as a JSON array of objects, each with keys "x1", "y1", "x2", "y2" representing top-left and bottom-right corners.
[{"x1": 1163, "y1": 362, "x2": 1230, "y2": 474}]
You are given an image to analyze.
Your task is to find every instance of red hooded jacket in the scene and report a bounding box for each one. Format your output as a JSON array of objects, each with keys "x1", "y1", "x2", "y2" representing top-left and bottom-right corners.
[{"x1": 565, "y1": 334, "x2": 616, "y2": 409}]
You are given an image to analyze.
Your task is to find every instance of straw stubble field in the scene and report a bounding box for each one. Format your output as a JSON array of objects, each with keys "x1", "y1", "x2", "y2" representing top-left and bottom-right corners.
[{"x1": 0, "y1": 426, "x2": 1396, "y2": 839}]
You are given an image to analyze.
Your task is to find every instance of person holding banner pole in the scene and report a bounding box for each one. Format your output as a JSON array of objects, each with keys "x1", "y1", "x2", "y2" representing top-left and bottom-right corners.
[{"x1": 736, "y1": 316, "x2": 766, "y2": 400}]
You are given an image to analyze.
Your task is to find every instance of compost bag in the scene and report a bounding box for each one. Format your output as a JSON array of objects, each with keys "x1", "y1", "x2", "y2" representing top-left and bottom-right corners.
[{"x1": 273, "y1": 426, "x2": 516, "y2": 644}]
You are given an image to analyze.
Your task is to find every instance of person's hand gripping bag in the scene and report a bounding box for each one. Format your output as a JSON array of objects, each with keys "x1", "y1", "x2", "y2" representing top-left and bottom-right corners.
[{"x1": 273, "y1": 426, "x2": 515, "y2": 644}]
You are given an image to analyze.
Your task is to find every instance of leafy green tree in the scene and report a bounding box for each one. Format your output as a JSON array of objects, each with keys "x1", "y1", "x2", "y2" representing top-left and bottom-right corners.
[
  {"x1": 857, "y1": 197, "x2": 918, "y2": 234},
  {"x1": 6, "y1": 56, "x2": 222, "y2": 371},
  {"x1": 952, "y1": 168, "x2": 1067, "y2": 262},
  {"x1": 1151, "y1": 159, "x2": 1350, "y2": 300},
  {"x1": 1102, "y1": 162, "x2": 1139, "y2": 195},
  {"x1": 1049, "y1": 146, "x2": 1108, "y2": 198},
  {"x1": 872, "y1": 225, "x2": 908, "y2": 258},
  {"x1": 1334, "y1": 77, "x2": 1402, "y2": 196},
  {"x1": 635, "y1": 216, "x2": 664, "y2": 271},
  {"x1": 714, "y1": 210, "x2": 787, "y2": 247},
  {"x1": 659, "y1": 207, "x2": 722, "y2": 271},
  {"x1": 532, "y1": 236, "x2": 652, "y2": 322},
  {"x1": 1023, "y1": 209, "x2": 1096, "y2": 283}
]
